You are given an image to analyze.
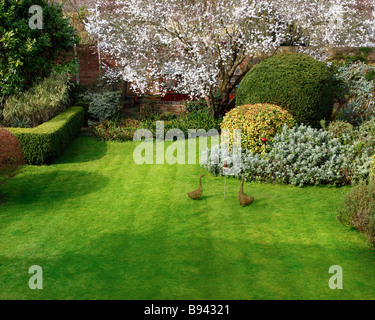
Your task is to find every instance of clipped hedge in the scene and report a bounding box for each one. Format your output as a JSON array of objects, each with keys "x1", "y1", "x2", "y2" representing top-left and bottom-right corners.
[
  {"x1": 8, "y1": 106, "x2": 84, "y2": 165},
  {"x1": 236, "y1": 53, "x2": 335, "y2": 127},
  {"x1": 74, "y1": 101, "x2": 90, "y2": 126}
]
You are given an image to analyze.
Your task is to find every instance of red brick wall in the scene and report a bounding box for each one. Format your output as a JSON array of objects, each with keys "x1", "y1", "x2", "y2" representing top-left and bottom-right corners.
[
  {"x1": 72, "y1": 45, "x2": 136, "y2": 97},
  {"x1": 74, "y1": 45, "x2": 100, "y2": 86},
  {"x1": 140, "y1": 102, "x2": 186, "y2": 115}
]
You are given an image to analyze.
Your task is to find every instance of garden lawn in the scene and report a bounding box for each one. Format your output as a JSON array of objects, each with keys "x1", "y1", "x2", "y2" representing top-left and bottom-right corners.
[{"x1": 1, "y1": 135, "x2": 375, "y2": 300}]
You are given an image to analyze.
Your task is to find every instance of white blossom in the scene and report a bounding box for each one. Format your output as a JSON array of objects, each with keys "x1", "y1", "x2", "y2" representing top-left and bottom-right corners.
[{"x1": 85, "y1": 0, "x2": 375, "y2": 107}]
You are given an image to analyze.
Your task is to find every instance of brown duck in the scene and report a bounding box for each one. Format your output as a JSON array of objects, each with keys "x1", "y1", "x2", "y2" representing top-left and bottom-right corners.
[
  {"x1": 187, "y1": 175, "x2": 204, "y2": 200},
  {"x1": 238, "y1": 176, "x2": 254, "y2": 206}
]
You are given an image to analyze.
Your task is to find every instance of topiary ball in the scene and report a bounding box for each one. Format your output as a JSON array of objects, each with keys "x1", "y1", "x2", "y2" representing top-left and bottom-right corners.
[
  {"x1": 220, "y1": 103, "x2": 295, "y2": 153},
  {"x1": 0, "y1": 127, "x2": 24, "y2": 184},
  {"x1": 236, "y1": 53, "x2": 335, "y2": 127}
]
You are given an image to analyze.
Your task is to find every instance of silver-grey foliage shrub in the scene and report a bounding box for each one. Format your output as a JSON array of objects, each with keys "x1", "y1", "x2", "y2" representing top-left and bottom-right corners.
[
  {"x1": 334, "y1": 62, "x2": 375, "y2": 124},
  {"x1": 201, "y1": 124, "x2": 373, "y2": 187},
  {"x1": 200, "y1": 144, "x2": 242, "y2": 177},
  {"x1": 81, "y1": 90, "x2": 121, "y2": 124}
]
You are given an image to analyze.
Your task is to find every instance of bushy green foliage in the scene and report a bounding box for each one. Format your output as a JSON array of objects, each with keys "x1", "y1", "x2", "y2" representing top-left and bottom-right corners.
[
  {"x1": 0, "y1": 0, "x2": 78, "y2": 100},
  {"x1": 321, "y1": 117, "x2": 375, "y2": 156},
  {"x1": 323, "y1": 120, "x2": 354, "y2": 144},
  {"x1": 11, "y1": 115, "x2": 31, "y2": 128},
  {"x1": 139, "y1": 95, "x2": 163, "y2": 120},
  {"x1": 236, "y1": 53, "x2": 335, "y2": 127},
  {"x1": 80, "y1": 91, "x2": 121, "y2": 124},
  {"x1": 202, "y1": 124, "x2": 373, "y2": 187},
  {"x1": 338, "y1": 180, "x2": 375, "y2": 246},
  {"x1": 184, "y1": 99, "x2": 208, "y2": 113},
  {"x1": 325, "y1": 117, "x2": 375, "y2": 172},
  {"x1": 184, "y1": 109, "x2": 220, "y2": 134},
  {"x1": 370, "y1": 155, "x2": 375, "y2": 180},
  {"x1": 0, "y1": 127, "x2": 24, "y2": 184},
  {"x1": 93, "y1": 118, "x2": 142, "y2": 141},
  {"x1": 356, "y1": 117, "x2": 375, "y2": 152},
  {"x1": 333, "y1": 61, "x2": 375, "y2": 124},
  {"x1": 328, "y1": 117, "x2": 375, "y2": 162},
  {"x1": 93, "y1": 109, "x2": 221, "y2": 141},
  {"x1": 68, "y1": 83, "x2": 90, "y2": 105},
  {"x1": 220, "y1": 104, "x2": 295, "y2": 153},
  {"x1": 183, "y1": 99, "x2": 223, "y2": 128},
  {"x1": 9, "y1": 106, "x2": 84, "y2": 165},
  {"x1": 143, "y1": 111, "x2": 220, "y2": 138},
  {"x1": 3, "y1": 71, "x2": 71, "y2": 127}
]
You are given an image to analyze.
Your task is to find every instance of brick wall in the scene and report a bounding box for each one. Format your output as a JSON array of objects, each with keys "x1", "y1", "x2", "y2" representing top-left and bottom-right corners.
[
  {"x1": 140, "y1": 101, "x2": 186, "y2": 115},
  {"x1": 74, "y1": 45, "x2": 100, "y2": 86},
  {"x1": 72, "y1": 45, "x2": 137, "y2": 97}
]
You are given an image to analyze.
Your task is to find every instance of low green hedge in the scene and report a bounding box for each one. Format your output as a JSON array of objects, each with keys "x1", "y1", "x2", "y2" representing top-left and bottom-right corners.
[
  {"x1": 8, "y1": 106, "x2": 84, "y2": 165},
  {"x1": 74, "y1": 101, "x2": 90, "y2": 126}
]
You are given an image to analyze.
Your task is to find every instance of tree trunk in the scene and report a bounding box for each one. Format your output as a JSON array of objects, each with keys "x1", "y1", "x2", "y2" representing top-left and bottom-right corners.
[
  {"x1": 218, "y1": 88, "x2": 231, "y2": 115},
  {"x1": 205, "y1": 91, "x2": 231, "y2": 118},
  {"x1": 204, "y1": 94, "x2": 215, "y2": 116},
  {"x1": 95, "y1": 3, "x2": 102, "y2": 79}
]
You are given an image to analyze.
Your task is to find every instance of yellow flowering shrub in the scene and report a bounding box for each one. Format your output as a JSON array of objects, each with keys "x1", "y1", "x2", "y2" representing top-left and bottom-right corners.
[{"x1": 220, "y1": 103, "x2": 295, "y2": 153}]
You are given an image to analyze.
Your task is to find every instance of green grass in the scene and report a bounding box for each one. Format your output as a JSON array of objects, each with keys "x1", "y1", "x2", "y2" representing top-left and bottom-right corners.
[{"x1": 1, "y1": 135, "x2": 375, "y2": 299}]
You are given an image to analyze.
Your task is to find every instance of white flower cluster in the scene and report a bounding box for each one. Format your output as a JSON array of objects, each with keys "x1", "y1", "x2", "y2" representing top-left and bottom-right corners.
[{"x1": 85, "y1": 0, "x2": 375, "y2": 100}]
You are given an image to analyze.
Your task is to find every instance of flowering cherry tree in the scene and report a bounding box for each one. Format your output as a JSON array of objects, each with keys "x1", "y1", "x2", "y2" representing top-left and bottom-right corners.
[{"x1": 86, "y1": 0, "x2": 374, "y2": 116}]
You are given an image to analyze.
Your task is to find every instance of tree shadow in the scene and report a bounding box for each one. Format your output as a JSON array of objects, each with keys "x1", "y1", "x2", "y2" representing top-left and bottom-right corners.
[
  {"x1": 1, "y1": 231, "x2": 375, "y2": 300},
  {"x1": 54, "y1": 135, "x2": 108, "y2": 164},
  {"x1": 0, "y1": 170, "x2": 109, "y2": 207}
]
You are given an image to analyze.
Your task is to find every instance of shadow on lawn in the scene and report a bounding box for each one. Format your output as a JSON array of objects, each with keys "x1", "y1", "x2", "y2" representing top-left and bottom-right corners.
[
  {"x1": 1, "y1": 170, "x2": 109, "y2": 206},
  {"x1": 1, "y1": 230, "x2": 375, "y2": 300},
  {"x1": 55, "y1": 135, "x2": 108, "y2": 164}
]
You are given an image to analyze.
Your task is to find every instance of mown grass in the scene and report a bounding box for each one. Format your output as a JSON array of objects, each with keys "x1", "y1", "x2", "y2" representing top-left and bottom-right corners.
[{"x1": 0, "y1": 135, "x2": 374, "y2": 299}]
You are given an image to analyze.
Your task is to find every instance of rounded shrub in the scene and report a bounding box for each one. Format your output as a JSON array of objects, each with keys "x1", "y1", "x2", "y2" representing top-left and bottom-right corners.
[
  {"x1": 338, "y1": 180, "x2": 375, "y2": 246},
  {"x1": 0, "y1": 127, "x2": 24, "y2": 184},
  {"x1": 80, "y1": 90, "x2": 121, "y2": 124},
  {"x1": 236, "y1": 53, "x2": 335, "y2": 127},
  {"x1": 220, "y1": 103, "x2": 295, "y2": 153}
]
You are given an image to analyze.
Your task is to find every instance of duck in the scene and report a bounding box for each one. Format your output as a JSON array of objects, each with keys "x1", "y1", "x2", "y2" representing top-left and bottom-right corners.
[
  {"x1": 238, "y1": 176, "x2": 254, "y2": 206},
  {"x1": 187, "y1": 175, "x2": 204, "y2": 200}
]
